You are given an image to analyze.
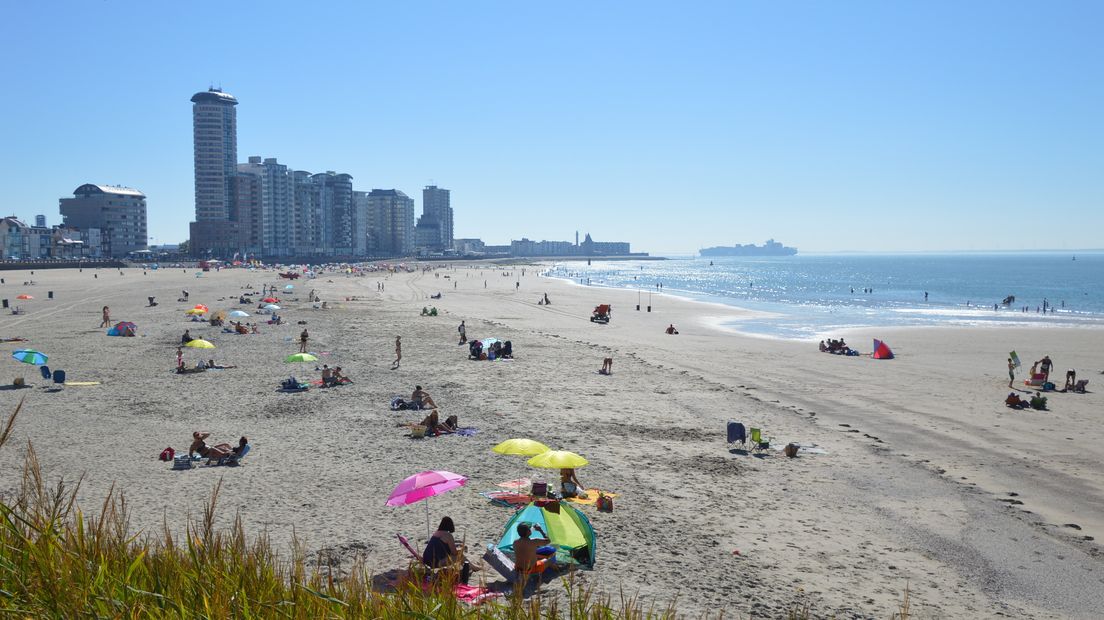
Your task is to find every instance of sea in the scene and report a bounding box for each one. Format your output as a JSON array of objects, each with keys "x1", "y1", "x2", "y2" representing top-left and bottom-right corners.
[{"x1": 544, "y1": 252, "x2": 1104, "y2": 340}]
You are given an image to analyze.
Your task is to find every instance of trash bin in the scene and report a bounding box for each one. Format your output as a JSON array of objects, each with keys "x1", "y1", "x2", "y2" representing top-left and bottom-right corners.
[
  {"x1": 48, "y1": 291, "x2": 54, "y2": 299},
  {"x1": 1, "y1": 299, "x2": 7, "y2": 309}
]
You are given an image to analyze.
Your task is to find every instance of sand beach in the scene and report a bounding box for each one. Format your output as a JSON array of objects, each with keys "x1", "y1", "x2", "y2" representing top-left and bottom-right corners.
[{"x1": 1, "y1": 264, "x2": 1102, "y2": 618}]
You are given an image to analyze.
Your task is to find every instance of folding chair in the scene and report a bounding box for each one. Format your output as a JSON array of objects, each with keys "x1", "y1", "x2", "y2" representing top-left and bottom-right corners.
[
  {"x1": 40, "y1": 366, "x2": 52, "y2": 380},
  {"x1": 52, "y1": 370, "x2": 66, "y2": 385},
  {"x1": 749, "y1": 428, "x2": 770, "y2": 451},
  {"x1": 726, "y1": 421, "x2": 746, "y2": 448}
]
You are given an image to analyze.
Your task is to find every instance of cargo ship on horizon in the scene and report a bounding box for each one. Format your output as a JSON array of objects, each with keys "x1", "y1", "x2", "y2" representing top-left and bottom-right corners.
[{"x1": 699, "y1": 239, "x2": 797, "y2": 257}]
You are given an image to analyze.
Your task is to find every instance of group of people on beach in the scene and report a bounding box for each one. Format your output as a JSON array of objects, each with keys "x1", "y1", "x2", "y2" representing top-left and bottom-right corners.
[{"x1": 819, "y1": 338, "x2": 855, "y2": 355}]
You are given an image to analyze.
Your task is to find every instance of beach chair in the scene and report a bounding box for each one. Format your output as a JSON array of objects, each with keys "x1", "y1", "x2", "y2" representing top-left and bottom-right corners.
[
  {"x1": 727, "y1": 421, "x2": 747, "y2": 448},
  {"x1": 52, "y1": 370, "x2": 66, "y2": 385},
  {"x1": 211, "y1": 444, "x2": 250, "y2": 466},
  {"x1": 749, "y1": 428, "x2": 770, "y2": 451},
  {"x1": 40, "y1": 366, "x2": 51, "y2": 380}
]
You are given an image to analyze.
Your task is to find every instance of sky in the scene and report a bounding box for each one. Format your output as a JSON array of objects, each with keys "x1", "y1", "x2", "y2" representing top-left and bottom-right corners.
[{"x1": 1, "y1": 1, "x2": 1101, "y2": 254}]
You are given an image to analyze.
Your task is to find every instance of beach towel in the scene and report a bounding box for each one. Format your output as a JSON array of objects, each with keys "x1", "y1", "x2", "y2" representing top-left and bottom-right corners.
[
  {"x1": 566, "y1": 489, "x2": 619, "y2": 506},
  {"x1": 451, "y1": 584, "x2": 502, "y2": 605},
  {"x1": 497, "y1": 478, "x2": 531, "y2": 490},
  {"x1": 479, "y1": 490, "x2": 532, "y2": 507}
]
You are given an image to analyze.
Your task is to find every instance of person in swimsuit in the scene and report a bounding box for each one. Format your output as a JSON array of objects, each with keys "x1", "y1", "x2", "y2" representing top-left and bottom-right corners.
[
  {"x1": 513, "y1": 522, "x2": 554, "y2": 579},
  {"x1": 411, "y1": 385, "x2": 437, "y2": 409},
  {"x1": 560, "y1": 468, "x2": 587, "y2": 499},
  {"x1": 1008, "y1": 358, "x2": 1016, "y2": 388},
  {"x1": 422, "y1": 517, "x2": 473, "y2": 583},
  {"x1": 393, "y1": 336, "x2": 402, "y2": 368},
  {"x1": 189, "y1": 431, "x2": 233, "y2": 460},
  {"x1": 1039, "y1": 355, "x2": 1053, "y2": 381},
  {"x1": 100, "y1": 306, "x2": 111, "y2": 328},
  {"x1": 299, "y1": 329, "x2": 309, "y2": 353}
]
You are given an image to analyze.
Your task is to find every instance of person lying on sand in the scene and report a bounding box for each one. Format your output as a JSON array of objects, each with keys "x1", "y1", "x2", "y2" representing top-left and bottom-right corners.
[
  {"x1": 190, "y1": 431, "x2": 233, "y2": 460},
  {"x1": 397, "y1": 410, "x2": 459, "y2": 434},
  {"x1": 206, "y1": 360, "x2": 237, "y2": 369}
]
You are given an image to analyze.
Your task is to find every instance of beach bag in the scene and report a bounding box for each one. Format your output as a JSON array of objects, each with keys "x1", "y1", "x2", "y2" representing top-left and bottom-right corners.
[
  {"x1": 597, "y1": 493, "x2": 614, "y2": 513},
  {"x1": 783, "y1": 443, "x2": 799, "y2": 458},
  {"x1": 531, "y1": 481, "x2": 548, "y2": 497},
  {"x1": 159, "y1": 447, "x2": 175, "y2": 461},
  {"x1": 172, "y1": 455, "x2": 194, "y2": 470}
]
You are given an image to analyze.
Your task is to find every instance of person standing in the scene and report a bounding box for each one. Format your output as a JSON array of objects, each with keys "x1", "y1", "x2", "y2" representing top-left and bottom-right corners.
[
  {"x1": 458, "y1": 320, "x2": 467, "y2": 345},
  {"x1": 100, "y1": 306, "x2": 111, "y2": 328},
  {"x1": 299, "y1": 329, "x2": 309, "y2": 353},
  {"x1": 393, "y1": 335, "x2": 402, "y2": 368},
  {"x1": 176, "y1": 347, "x2": 184, "y2": 371},
  {"x1": 1007, "y1": 357, "x2": 1016, "y2": 388}
]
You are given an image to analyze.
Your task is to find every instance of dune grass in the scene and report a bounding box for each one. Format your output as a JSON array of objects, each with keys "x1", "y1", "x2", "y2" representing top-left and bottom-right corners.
[{"x1": 0, "y1": 398, "x2": 911, "y2": 618}]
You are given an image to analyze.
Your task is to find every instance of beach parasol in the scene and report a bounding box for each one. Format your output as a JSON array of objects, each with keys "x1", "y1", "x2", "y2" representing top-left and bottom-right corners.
[
  {"x1": 11, "y1": 349, "x2": 48, "y2": 365},
  {"x1": 194, "y1": 304, "x2": 209, "y2": 311},
  {"x1": 284, "y1": 284, "x2": 294, "y2": 290},
  {"x1": 527, "y1": 450, "x2": 588, "y2": 469},
  {"x1": 284, "y1": 353, "x2": 318, "y2": 363},
  {"x1": 110, "y1": 321, "x2": 137, "y2": 337},
  {"x1": 184, "y1": 339, "x2": 215, "y2": 349},
  {"x1": 493, "y1": 438, "x2": 550, "y2": 491},
  {"x1": 184, "y1": 308, "x2": 207, "y2": 316},
  {"x1": 229, "y1": 310, "x2": 250, "y2": 318},
  {"x1": 213, "y1": 310, "x2": 228, "y2": 322},
  {"x1": 386, "y1": 470, "x2": 468, "y2": 538},
  {"x1": 262, "y1": 297, "x2": 279, "y2": 303},
  {"x1": 264, "y1": 304, "x2": 281, "y2": 311},
  {"x1": 16, "y1": 294, "x2": 33, "y2": 300}
]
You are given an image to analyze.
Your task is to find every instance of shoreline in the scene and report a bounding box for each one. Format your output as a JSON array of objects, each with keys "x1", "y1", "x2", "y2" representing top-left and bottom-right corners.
[{"x1": 1, "y1": 265, "x2": 1102, "y2": 618}]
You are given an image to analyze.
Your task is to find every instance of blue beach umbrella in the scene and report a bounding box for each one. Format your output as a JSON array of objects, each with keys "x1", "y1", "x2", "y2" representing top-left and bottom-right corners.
[{"x1": 12, "y1": 349, "x2": 48, "y2": 365}]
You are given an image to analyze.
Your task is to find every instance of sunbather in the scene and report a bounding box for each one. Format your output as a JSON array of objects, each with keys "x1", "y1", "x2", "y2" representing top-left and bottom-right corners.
[
  {"x1": 422, "y1": 517, "x2": 473, "y2": 583},
  {"x1": 206, "y1": 359, "x2": 237, "y2": 369},
  {"x1": 560, "y1": 468, "x2": 587, "y2": 499},
  {"x1": 190, "y1": 431, "x2": 233, "y2": 460},
  {"x1": 411, "y1": 385, "x2": 437, "y2": 409},
  {"x1": 513, "y1": 523, "x2": 554, "y2": 576}
]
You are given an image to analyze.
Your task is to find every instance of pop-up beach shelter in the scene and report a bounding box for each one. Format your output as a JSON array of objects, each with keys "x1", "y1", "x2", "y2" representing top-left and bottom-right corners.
[
  {"x1": 872, "y1": 339, "x2": 894, "y2": 360},
  {"x1": 496, "y1": 501, "x2": 596, "y2": 568}
]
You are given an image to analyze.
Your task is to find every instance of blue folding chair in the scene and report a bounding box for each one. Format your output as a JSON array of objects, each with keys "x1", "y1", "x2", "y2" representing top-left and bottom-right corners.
[
  {"x1": 40, "y1": 366, "x2": 52, "y2": 380},
  {"x1": 52, "y1": 369, "x2": 66, "y2": 384},
  {"x1": 727, "y1": 421, "x2": 746, "y2": 448}
]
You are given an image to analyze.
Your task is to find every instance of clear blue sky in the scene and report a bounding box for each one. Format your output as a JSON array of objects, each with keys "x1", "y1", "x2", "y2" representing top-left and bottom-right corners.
[{"x1": 2, "y1": 1, "x2": 1101, "y2": 254}]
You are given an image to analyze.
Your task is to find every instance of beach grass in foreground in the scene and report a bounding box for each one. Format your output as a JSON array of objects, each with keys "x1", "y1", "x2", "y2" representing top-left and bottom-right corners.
[{"x1": 0, "y1": 398, "x2": 916, "y2": 619}]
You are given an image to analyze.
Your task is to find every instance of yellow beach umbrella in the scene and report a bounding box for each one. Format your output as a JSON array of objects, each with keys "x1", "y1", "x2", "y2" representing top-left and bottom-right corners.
[
  {"x1": 185, "y1": 339, "x2": 215, "y2": 349},
  {"x1": 184, "y1": 308, "x2": 207, "y2": 315},
  {"x1": 527, "y1": 450, "x2": 588, "y2": 469},
  {"x1": 492, "y1": 438, "x2": 550, "y2": 457}
]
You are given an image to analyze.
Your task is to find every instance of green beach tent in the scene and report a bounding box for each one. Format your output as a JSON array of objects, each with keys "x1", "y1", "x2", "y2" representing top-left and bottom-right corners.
[{"x1": 496, "y1": 501, "x2": 596, "y2": 568}]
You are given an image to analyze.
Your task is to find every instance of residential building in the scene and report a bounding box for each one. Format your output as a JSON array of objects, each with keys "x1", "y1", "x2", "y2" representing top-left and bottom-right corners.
[
  {"x1": 0, "y1": 217, "x2": 103, "y2": 259},
  {"x1": 366, "y1": 189, "x2": 415, "y2": 257},
  {"x1": 312, "y1": 172, "x2": 355, "y2": 256},
  {"x1": 420, "y1": 185, "x2": 453, "y2": 251},
  {"x1": 352, "y1": 191, "x2": 370, "y2": 256},
  {"x1": 236, "y1": 156, "x2": 293, "y2": 258},
  {"x1": 59, "y1": 184, "x2": 148, "y2": 257},
  {"x1": 290, "y1": 170, "x2": 319, "y2": 255},
  {"x1": 189, "y1": 88, "x2": 238, "y2": 257}
]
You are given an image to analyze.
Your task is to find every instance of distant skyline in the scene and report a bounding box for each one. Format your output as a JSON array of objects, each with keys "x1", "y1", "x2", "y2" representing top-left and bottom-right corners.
[{"x1": 1, "y1": 1, "x2": 1101, "y2": 254}]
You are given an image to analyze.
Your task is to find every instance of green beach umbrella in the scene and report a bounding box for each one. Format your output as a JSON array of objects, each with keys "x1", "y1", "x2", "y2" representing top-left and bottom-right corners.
[{"x1": 285, "y1": 353, "x2": 318, "y2": 363}]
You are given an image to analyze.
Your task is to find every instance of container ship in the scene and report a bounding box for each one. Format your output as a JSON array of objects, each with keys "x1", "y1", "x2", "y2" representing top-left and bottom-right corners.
[{"x1": 699, "y1": 239, "x2": 797, "y2": 257}]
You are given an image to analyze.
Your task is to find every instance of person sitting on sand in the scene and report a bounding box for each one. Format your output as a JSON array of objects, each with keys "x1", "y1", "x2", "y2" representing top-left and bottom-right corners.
[
  {"x1": 190, "y1": 431, "x2": 233, "y2": 460},
  {"x1": 251, "y1": 323, "x2": 260, "y2": 334},
  {"x1": 321, "y1": 365, "x2": 335, "y2": 386},
  {"x1": 560, "y1": 468, "x2": 587, "y2": 499},
  {"x1": 665, "y1": 324, "x2": 679, "y2": 335},
  {"x1": 422, "y1": 516, "x2": 473, "y2": 584},
  {"x1": 181, "y1": 330, "x2": 193, "y2": 344},
  {"x1": 513, "y1": 523, "x2": 554, "y2": 577},
  {"x1": 411, "y1": 385, "x2": 437, "y2": 409},
  {"x1": 819, "y1": 340, "x2": 828, "y2": 352},
  {"x1": 1005, "y1": 392, "x2": 1029, "y2": 409},
  {"x1": 333, "y1": 366, "x2": 349, "y2": 383},
  {"x1": 232, "y1": 436, "x2": 249, "y2": 457}
]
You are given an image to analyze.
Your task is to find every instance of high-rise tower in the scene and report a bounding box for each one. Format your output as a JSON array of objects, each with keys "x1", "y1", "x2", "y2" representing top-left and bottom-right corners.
[
  {"x1": 189, "y1": 88, "x2": 239, "y2": 256},
  {"x1": 420, "y1": 185, "x2": 453, "y2": 251}
]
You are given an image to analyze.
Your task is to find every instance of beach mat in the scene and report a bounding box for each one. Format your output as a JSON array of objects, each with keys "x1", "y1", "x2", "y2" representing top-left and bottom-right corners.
[
  {"x1": 566, "y1": 489, "x2": 619, "y2": 506},
  {"x1": 64, "y1": 381, "x2": 101, "y2": 386},
  {"x1": 496, "y1": 478, "x2": 531, "y2": 490},
  {"x1": 480, "y1": 490, "x2": 531, "y2": 507}
]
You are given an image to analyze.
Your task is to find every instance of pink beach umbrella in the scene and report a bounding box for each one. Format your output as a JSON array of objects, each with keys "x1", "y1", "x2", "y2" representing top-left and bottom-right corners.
[{"x1": 386, "y1": 470, "x2": 468, "y2": 538}]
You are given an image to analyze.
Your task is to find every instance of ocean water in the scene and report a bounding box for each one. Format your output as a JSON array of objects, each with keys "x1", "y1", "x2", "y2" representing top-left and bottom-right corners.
[{"x1": 545, "y1": 252, "x2": 1104, "y2": 340}]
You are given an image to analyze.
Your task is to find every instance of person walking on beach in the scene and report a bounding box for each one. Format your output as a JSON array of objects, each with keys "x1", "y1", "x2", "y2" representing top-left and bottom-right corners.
[
  {"x1": 393, "y1": 336, "x2": 402, "y2": 368},
  {"x1": 299, "y1": 329, "x2": 309, "y2": 353},
  {"x1": 99, "y1": 306, "x2": 111, "y2": 328},
  {"x1": 1007, "y1": 357, "x2": 1016, "y2": 388},
  {"x1": 458, "y1": 321, "x2": 466, "y2": 345}
]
